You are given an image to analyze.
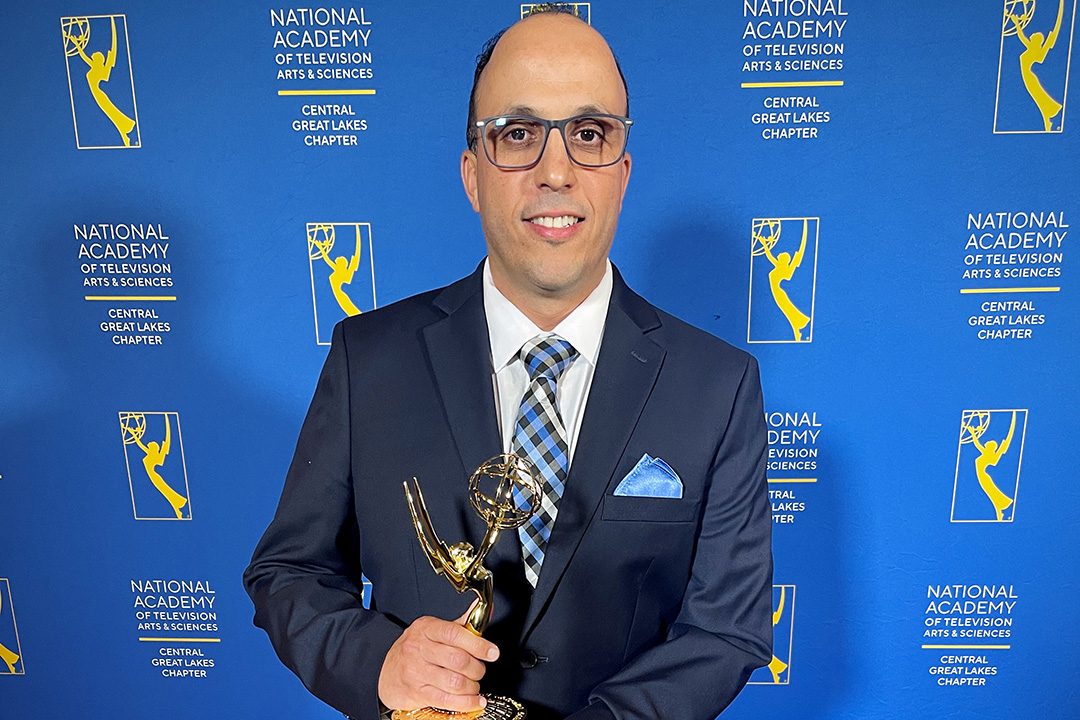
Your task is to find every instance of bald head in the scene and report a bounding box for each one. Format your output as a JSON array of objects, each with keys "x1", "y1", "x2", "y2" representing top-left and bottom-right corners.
[{"x1": 466, "y1": 12, "x2": 629, "y2": 148}]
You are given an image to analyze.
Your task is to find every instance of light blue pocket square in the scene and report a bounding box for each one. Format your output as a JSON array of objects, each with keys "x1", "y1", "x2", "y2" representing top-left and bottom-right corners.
[{"x1": 613, "y1": 454, "x2": 683, "y2": 499}]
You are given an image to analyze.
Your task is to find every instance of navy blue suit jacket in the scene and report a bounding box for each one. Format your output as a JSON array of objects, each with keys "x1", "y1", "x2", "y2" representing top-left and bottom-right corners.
[{"x1": 244, "y1": 264, "x2": 773, "y2": 720}]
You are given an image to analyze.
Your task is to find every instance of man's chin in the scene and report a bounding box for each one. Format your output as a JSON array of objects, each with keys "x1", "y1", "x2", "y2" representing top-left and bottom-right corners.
[{"x1": 525, "y1": 265, "x2": 602, "y2": 300}]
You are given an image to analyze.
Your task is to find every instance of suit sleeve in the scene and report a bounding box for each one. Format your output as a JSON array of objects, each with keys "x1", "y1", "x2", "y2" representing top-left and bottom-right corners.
[
  {"x1": 243, "y1": 322, "x2": 403, "y2": 720},
  {"x1": 571, "y1": 355, "x2": 773, "y2": 720}
]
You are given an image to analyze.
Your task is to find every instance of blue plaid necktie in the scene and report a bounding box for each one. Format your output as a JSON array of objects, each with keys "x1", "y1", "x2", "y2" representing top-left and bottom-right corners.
[{"x1": 511, "y1": 336, "x2": 578, "y2": 588}]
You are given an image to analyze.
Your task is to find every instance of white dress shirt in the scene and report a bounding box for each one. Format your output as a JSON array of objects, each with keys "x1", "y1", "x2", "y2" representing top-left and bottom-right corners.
[{"x1": 483, "y1": 259, "x2": 612, "y2": 466}]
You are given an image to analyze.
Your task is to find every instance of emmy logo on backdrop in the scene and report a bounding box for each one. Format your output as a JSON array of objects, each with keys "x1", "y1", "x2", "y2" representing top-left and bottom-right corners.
[
  {"x1": 61, "y1": 15, "x2": 141, "y2": 149},
  {"x1": 952, "y1": 409, "x2": 1027, "y2": 523},
  {"x1": 995, "y1": 0, "x2": 1076, "y2": 133},
  {"x1": 749, "y1": 585, "x2": 795, "y2": 685},
  {"x1": 748, "y1": 218, "x2": 819, "y2": 344},
  {"x1": 395, "y1": 454, "x2": 541, "y2": 720},
  {"x1": 120, "y1": 412, "x2": 192, "y2": 520},
  {"x1": 307, "y1": 222, "x2": 376, "y2": 345},
  {"x1": 0, "y1": 579, "x2": 24, "y2": 675}
]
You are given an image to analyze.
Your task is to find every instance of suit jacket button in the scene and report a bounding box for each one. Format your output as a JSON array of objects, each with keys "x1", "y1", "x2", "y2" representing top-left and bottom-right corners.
[{"x1": 519, "y1": 649, "x2": 539, "y2": 669}]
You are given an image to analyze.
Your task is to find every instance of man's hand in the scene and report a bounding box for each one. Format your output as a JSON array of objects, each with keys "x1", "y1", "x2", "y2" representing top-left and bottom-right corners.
[{"x1": 378, "y1": 606, "x2": 500, "y2": 713}]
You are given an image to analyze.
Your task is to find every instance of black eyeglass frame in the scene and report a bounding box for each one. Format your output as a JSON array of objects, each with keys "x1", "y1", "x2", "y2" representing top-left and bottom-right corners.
[{"x1": 473, "y1": 113, "x2": 634, "y2": 169}]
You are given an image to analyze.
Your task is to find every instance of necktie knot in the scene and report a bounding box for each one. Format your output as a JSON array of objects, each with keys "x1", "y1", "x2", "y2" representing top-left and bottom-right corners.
[{"x1": 521, "y1": 336, "x2": 578, "y2": 382}]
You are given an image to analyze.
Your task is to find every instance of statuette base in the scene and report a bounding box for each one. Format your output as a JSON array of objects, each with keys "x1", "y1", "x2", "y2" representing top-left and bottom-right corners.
[{"x1": 391, "y1": 694, "x2": 526, "y2": 720}]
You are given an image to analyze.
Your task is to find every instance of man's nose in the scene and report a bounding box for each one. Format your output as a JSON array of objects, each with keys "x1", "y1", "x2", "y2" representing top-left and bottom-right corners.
[{"x1": 534, "y1": 126, "x2": 576, "y2": 189}]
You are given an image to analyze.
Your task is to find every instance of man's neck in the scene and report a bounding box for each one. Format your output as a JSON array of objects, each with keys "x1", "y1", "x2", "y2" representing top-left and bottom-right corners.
[{"x1": 489, "y1": 271, "x2": 604, "y2": 332}]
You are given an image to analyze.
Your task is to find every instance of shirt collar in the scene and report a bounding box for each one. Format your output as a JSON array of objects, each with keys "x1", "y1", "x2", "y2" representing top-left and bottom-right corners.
[{"x1": 483, "y1": 258, "x2": 612, "y2": 371}]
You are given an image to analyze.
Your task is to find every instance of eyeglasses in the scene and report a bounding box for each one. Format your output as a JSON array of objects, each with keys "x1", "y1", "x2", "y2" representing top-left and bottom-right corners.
[{"x1": 474, "y1": 114, "x2": 633, "y2": 169}]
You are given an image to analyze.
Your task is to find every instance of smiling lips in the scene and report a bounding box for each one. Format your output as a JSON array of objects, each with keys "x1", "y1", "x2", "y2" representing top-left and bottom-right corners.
[
  {"x1": 528, "y1": 215, "x2": 582, "y2": 229},
  {"x1": 524, "y1": 214, "x2": 584, "y2": 239}
]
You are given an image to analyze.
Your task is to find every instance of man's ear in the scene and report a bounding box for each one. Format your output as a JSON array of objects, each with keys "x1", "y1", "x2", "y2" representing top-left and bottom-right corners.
[
  {"x1": 461, "y1": 148, "x2": 480, "y2": 214},
  {"x1": 617, "y1": 151, "x2": 632, "y2": 209},
  {"x1": 620, "y1": 152, "x2": 632, "y2": 197}
]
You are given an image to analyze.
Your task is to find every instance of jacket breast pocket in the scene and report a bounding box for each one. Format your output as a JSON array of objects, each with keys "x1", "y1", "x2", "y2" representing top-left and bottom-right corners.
[{"x1": 601, "y1": 494, "x2": 699, "y2": 523}]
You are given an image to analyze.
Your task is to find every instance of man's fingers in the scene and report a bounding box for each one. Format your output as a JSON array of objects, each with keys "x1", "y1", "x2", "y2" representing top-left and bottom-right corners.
[
  {"x1": 423, "y1": 641, "x2": 488, "y2": 681},
  {"x1": 423, "y1": 616, "x2": 499, "y2": 661},
  {"x1": 463, "y1": 628, "x2": 500, "y2": 662},
  {"x1": 418, "y1": 664, "x2": 481, "y2": 698},
  {"x1": 418, "y1": 684, "x2": 487, "y2": 714}
]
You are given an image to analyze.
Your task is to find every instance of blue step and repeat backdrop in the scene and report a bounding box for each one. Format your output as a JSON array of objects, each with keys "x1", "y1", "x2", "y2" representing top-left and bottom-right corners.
[{"x1": 1, "y1": 1, "x2": 1078, "y2": 718}]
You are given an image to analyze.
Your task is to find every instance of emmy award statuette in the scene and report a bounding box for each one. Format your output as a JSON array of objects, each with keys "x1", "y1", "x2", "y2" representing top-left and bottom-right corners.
[{"x1": 393, "y1": 454, "x2": 540, "y2": 720}]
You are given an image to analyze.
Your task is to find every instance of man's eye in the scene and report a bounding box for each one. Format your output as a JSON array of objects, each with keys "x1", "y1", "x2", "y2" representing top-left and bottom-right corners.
[
  {"x1": 570, "y1": 120, "x2": 608, "y2": 144},
  {"x1": 498, "y1": 124, "x2": 537, "y2": 144}
]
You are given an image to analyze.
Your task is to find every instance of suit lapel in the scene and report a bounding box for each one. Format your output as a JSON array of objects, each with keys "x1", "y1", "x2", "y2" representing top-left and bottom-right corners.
[
  {"x1": 421, "y1": 266, "x2": 534, "y2": 621},
  {"x1": 521, "y1": 272, "x2": 666, "y2": 639},
  {"x1": 421, "y1": 266, "x2": 503, "y2": 503}
]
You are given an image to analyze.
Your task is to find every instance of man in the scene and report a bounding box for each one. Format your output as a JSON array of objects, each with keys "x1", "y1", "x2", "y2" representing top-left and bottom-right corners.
[{"x1": 244, "y1": 8, "x2": 772, "y2": 719}]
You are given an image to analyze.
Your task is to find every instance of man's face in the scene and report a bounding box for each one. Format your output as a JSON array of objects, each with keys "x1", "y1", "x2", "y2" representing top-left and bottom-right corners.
[{"x1": 461, "y1": 14, "x2": 631, "y2": 305}]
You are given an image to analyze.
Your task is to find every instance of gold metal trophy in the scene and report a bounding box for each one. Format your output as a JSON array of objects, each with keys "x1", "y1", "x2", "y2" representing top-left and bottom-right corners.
[{"x1": 395, "y1": 454, "x2": 540, "y2": 720}]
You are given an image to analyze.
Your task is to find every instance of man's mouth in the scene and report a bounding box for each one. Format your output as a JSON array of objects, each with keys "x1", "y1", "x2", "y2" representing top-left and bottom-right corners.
[{"x1": 526, "y1": 215, "x2": 583, "y2": 229}]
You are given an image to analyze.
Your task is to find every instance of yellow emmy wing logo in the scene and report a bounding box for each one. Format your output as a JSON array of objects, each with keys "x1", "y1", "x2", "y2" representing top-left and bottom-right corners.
[
  {"x1": 0, "y1": 579, "x2": 24, "y2": 675},
  {"x1": 749, "y1": 584, "x2": 795, "y2": 685},
  {"x1": 748, "y1": 218, "x2": 819, "y2": 344},
  {"x1": 119, "y1": 412, "x2": 192, "y2": 520},
  {"x1": 61, "y1": 14, "x2": 141, "y2": 149},
  {"x1": 994, "y1": 0, "x2": 1076, "y2": 133},
  {"x1": 952, "y1": 409, "x2": 1027, "y2": 522},
  {"x1": 307, "y1": 222, "x2": 376, "y2": 346},
  {"x1": 520, "y1": 3, "x2": 591, "y2": 23}
]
